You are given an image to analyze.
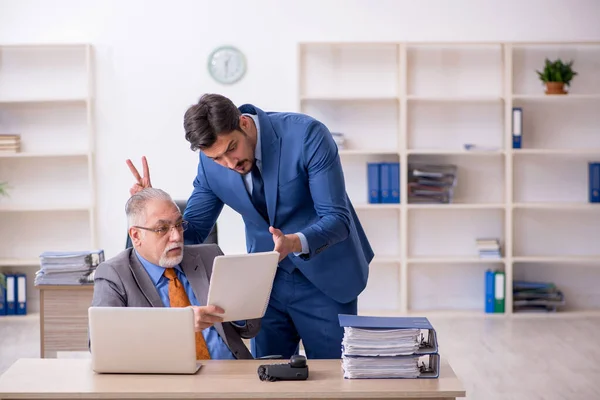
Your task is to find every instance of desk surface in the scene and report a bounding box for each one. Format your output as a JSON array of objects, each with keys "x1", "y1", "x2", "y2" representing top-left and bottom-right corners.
[{"x1": 0, "y1": 358, "x2": 465, "y2": 399}]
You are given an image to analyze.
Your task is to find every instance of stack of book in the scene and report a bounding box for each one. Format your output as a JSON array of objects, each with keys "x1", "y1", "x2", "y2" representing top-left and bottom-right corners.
[
  {"x1": 476, "y1": 238, "x2": 502, "y2": 259},
  {"x1": 34, "y1": 250, "x2": 104, "y2": 285},
  {"x1": 0, "y1": 134, "x2": 20, "y2": 153},
  {"x1": 339, "y1": 314, "x2": 440, "y2": 379},
  {"x1": 513, "y1": 281, "x2": 566, "y2": 313},
  {"x1": 407, "y1": 163, "x2": 457, "y2": 204}
]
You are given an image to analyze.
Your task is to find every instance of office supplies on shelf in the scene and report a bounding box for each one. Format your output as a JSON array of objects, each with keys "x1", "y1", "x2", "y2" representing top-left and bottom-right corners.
[
  {"x1": 338, "y1": 314, "x2": 439, "y2": 379},
  {"x1": 589, "y1": 162, "x2": 600, "y2": 203},
  {"x1": 513, "y1": 280, "x2": 566, "y2": 313},
  {"x1": 476, "y1": 238, "x2": 502, "y2": 259},
  {"x1": 407, "y1": 163, "x2": 457, "y2": 204},
  {"x1": 512, "y1": 107, "x2": 522, "y2": 149},
  {"x1": 206, "y1": 251, "x2": 279, "y2": 322},
  {"x1": 366, "y1": 162, "x2": 400, "y2": 204},
  {"x1": 463, "y1": 144, "x2": 502, "y2": 152}
]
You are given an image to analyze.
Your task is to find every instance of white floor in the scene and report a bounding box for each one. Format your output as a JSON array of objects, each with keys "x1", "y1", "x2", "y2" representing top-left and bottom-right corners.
[{"x1": 1, "y1": 314, "x2": 599, "y2": 399}]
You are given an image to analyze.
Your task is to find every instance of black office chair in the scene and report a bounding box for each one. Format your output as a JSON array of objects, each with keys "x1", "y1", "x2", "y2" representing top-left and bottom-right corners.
[{"x1": 125, "y1": 200, "x2": 218, "y2": 248}]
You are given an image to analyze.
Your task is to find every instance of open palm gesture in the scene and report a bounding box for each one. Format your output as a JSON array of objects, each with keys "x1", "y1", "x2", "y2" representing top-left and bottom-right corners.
[{"x1": 126, "y1": 156, "x2": 153, "y2": 196}]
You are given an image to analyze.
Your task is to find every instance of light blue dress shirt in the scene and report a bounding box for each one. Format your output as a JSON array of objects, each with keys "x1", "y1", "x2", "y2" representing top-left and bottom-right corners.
[
  {"x1": 242, "y1": 113, "x2": 309, "y2": 256},
  {"x1": 135, "y1": 251, "x2": 235, "y2": 360}
]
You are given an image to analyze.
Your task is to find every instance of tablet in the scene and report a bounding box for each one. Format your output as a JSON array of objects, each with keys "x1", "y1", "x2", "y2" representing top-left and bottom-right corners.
[{"x1": 206, "y1": 251, "x2": 279, "y2": 322}]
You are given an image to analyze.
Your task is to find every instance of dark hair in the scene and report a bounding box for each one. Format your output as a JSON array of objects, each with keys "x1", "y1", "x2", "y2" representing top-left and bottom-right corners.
[{"x1": 183, "y1": 94, "x2": 241, "y2": 151}]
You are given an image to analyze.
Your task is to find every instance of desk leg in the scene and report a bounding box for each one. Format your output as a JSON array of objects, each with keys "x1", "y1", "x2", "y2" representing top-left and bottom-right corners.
[{"x1": 39, "y1": 290, "x2": 45, "y2": 358}]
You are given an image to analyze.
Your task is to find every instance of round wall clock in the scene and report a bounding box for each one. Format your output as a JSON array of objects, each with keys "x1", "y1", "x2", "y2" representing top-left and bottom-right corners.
[{"x1": 207, "y1": 46, "x2": 247, "y2": 84}]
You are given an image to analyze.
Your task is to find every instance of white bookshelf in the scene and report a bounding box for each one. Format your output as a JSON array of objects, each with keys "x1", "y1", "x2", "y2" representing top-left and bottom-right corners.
[
  {"x1": 298, "y1": 41, "x2": 600, "y2": 317},
  {"x1": 0, "y1": 44, "x2": 97, "y2": 312}
]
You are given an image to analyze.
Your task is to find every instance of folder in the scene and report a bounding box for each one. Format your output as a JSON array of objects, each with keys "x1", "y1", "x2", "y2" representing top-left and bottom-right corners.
[
  {"x1": 16, "y1": 274, "x2": 27, "y2": 315},
  {"x1": 5, "y1": 274, "x2": 16, "y2": 315},
  {"x1": 0, "y1": 276, "x2": 6, "y2": 316},
  {"x1": 367, "y1": 163, "x2": 380, "y2": 203},
  {"x1": 485, "y1": 269, "x2": 495, "y2": 313},
  {"x1": 389, "y1": 162, "x2": 400, "y2": 203},
  {"x1": 341, "y1": 353, "x2": 440, "y2": 379},
  {"x1": 512, "y1": 107, "x2": 522, "y2": 149},
  {"x1": 589, "y1": 162, "x2": 600, "y2": 203},
  {"x1": 379, "y1": 163, "x2": 391, "y2": 203},
  {"x1": 338, "y1": 314, "x2": 438, "y2": 355},
  {"x1": 494, "y1": 271, "x2": 506, "y2": 313}
]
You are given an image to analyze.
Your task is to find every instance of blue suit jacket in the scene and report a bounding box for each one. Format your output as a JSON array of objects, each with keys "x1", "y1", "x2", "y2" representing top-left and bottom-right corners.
[{"x1": 183, "y1": 104, "x2": 374, "y2": 304}]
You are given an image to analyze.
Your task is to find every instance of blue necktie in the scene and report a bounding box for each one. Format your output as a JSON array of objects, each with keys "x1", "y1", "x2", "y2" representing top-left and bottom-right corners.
[{"x1": 251, "y1": 163, "x2": 269, "y2": 222}]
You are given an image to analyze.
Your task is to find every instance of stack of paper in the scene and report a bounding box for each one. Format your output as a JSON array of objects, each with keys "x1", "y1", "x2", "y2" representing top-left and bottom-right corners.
[
  {"x1": 339, "y1": 315, "x2": 440, "y2": 379},
  {"x1": 35, "y1": 250, "x2": 104, "y2": 285}
]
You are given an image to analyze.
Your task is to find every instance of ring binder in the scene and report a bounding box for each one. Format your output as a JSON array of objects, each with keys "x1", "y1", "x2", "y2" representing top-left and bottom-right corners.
[{"x1": 339, "y1": 314, "x2": 440, "y2": 379}]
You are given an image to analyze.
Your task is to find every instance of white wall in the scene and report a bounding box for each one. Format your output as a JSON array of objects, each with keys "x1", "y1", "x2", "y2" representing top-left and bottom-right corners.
[{"x1": 1, "y1": 0, "x2": 599, "y2": 259}]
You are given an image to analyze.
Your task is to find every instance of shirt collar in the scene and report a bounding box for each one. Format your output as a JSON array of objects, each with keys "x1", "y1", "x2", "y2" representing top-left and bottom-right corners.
[
  {"x1": 134, "y1": 250, "x2": 182, "y2": 286},
  {"x1": 243, "y1": 113, "x2": 261, "y2": 164}
]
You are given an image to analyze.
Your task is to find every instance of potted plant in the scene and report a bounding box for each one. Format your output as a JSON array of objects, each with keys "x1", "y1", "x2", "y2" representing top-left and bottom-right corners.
[{"x1": 536, "y1": 58, "x2": 578, "y2": 95}]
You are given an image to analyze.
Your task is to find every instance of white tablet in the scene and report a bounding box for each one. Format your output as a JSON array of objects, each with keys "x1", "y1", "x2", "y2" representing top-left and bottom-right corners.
[{"x1": 206, "y1": 251, "x2": 279, "y2": 322}]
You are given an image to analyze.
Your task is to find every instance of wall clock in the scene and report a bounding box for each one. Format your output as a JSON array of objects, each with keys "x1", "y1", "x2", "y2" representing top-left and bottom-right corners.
[{"x1": 208, "y1": 46, "x2": 246, "y2": 84}]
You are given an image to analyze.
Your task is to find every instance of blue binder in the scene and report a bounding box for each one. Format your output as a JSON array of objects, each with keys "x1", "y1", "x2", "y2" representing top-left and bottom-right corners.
[
  {"x1": 367, "y1": 163, "x2": 380, "y2": 204},
  {"x1": 589, "y1": 162, "x2": 600, "y2": 203},
  {"x1": 380, "y1": 163, "x2": 392, "y2": 203},
  {"x1": 5, "y1": 274, "x2": 16, "y2": 315},
  {"x1": 389, "y1": 162, "x2": 400, "y2": 203},
  {"x1": 485, "y1": 269, "x2": 495, "y2": 313},
  {"x1": 338, "y1": 314, "x2": 438, "y2": 355},
  {"x1": 0, "y1": 276, "x2": 6, "y2": 316},
  {"x1": 512, "y1": 107, "x2": 522, "y2": 149},
  {"x1": 16, "y1": 274, "x2": 27, "y2": 315}
]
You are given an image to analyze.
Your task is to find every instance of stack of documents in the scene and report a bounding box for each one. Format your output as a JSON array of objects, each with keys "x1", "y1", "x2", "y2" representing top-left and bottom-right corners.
[
  {"x1": 476, "y1": 238, "x2": 502, "y2": 259},
  {"x1": 407, "y1": 163, "x2": 457, "y2": 204},
  {"x1": 513, "y1": 280, "x2": 566, "y2": 313},
  {"x1": 35, "y1": 250, "x2": 104, "y2": 285},
  {"x1": 339, "y1": 315, "x2": 440, "y2": 379}
]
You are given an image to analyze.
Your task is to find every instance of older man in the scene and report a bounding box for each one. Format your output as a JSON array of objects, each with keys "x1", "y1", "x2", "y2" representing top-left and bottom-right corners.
[{"x1": 91, "y1": 188, "x2": 259, "y2": 359}]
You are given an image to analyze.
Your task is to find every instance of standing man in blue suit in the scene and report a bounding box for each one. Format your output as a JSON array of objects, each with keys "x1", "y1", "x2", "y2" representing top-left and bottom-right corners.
[{"x1": 127, "y1": 93, "x2": 373, "y2": 359}]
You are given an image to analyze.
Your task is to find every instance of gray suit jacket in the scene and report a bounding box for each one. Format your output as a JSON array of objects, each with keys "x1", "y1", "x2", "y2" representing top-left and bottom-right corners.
[{"x1": 91, "y1": 243, "x2": 259, "y2": 359}]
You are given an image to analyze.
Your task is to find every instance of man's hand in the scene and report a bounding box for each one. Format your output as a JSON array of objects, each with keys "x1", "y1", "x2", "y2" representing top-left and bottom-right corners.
[
  {"x1": 270, "y1": 227, "x2": 302, "y2": 261},
  {"x1": 190, "y1": 305, "x2": 225, "y2": 332},
  {"x1": 126, "y1": 156, "x2": 152, "y2": 196}
]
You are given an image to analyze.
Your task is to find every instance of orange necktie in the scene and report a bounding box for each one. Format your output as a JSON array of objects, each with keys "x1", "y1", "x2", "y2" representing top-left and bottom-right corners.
[{"x1": 163, "y1": 268, "x2": 211, "y2": 360}]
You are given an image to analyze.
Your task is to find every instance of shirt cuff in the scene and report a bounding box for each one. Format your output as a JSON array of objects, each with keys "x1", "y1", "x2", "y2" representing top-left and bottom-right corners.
[
  {"x1": 231, "y1": 320, "x2": 246, "y2": 328},
  {"x1": 293, "y1": 232, "x2": 309, "y2": 256}
]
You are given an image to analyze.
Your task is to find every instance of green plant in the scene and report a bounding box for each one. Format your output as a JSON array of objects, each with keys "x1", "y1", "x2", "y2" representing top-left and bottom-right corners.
[
  {"x1": 536, "y1": 58, "x2": 578, "y2": 86},
  {"x1": 0, "y1": 182, "x2": 8, "y2": 197}
]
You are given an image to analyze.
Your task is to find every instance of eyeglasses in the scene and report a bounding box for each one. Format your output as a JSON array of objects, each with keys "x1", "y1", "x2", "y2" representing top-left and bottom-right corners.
[{"x1": 133, "y1": 220, "x2": 189, "y2": 237}]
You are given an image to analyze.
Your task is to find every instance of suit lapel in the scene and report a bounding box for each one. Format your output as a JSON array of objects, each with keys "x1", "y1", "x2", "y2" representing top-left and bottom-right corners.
[
  {"x1": 181, "y1": 248, "x2": 230, "y2": 348},
  {"x1": 256, "y1": 109, "x2": 280, "y2": 226},
  {"x1": 128, "y1": 251, "x2": 164, "y2": 307}
]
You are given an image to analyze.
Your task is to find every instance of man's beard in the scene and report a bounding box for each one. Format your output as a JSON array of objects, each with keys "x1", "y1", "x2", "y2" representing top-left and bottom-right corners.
[{"x1": 159, "y1": 242, "x2": 184, "y2": 268}]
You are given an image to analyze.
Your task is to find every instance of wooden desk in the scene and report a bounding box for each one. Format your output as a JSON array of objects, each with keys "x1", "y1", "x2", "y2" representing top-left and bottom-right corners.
[
  {"x1": 38, "y1": 285, "x2": 94, "y2": 358},
  {"x1": 0, "y1": 358, "x2": 466, "y2": 400}
]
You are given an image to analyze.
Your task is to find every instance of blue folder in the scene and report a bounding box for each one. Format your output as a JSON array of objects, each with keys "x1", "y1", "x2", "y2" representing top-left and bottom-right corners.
[{"x1": 338, "y1": 314, "x2": 438, "y2": 355}]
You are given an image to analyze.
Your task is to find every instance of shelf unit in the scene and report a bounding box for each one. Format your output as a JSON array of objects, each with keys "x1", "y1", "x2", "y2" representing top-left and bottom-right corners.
[
  {"x1": 298, "y1": 41, "x2": 600, "y2": 317},
  {"x1": 0, "y1": 44, "x2": 97, "y2": 312}
]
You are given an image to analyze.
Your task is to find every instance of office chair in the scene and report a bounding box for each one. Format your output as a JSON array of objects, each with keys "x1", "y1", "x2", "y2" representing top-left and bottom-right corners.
[{"x1": 125, "y1": 200, "x2": 218, "y2": 249}]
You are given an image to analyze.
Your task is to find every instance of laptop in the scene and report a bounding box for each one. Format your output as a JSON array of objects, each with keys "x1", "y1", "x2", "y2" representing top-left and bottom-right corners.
[{"x1": 88, "y1": 306, "x2": 201, "y2": 374}]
